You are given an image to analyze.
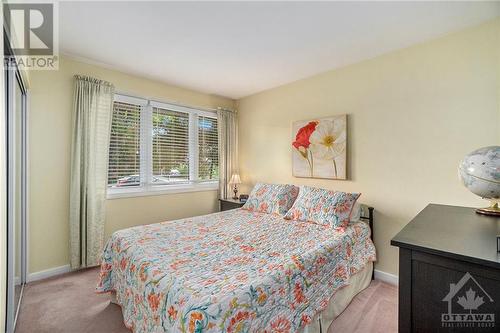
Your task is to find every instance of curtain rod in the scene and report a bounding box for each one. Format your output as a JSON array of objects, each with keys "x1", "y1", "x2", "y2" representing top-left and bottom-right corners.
[
  {"x1": 75, "y1": 74, "x2": 114, "y2": 87},
  {"x1": 115, "y1": 90, "x2": 236, "y2": 114}
]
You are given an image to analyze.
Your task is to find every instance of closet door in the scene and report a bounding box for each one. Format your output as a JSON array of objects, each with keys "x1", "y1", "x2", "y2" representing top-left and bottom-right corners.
[{"x1": 6, "y1": 60, "x2": 27, "y2": 333}]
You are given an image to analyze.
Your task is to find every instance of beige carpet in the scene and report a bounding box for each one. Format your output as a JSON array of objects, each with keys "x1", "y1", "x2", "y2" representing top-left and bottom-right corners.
[{"x1": 16, "y1": 268, "x2": 397, "y2": 333}]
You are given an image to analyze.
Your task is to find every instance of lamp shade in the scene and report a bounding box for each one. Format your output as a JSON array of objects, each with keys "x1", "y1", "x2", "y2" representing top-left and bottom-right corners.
[{"x1": 229, "y1": 174, "x2": 242, "y2": 184}]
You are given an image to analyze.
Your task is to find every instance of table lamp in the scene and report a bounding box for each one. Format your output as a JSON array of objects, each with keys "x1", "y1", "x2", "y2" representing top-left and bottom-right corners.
[{"x1": 229, "y1": 174, "x2": 242, "y2": 200}]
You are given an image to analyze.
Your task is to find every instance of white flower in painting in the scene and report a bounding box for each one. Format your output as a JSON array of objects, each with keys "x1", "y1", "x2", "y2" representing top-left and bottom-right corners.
[{"x1": 309, "y1": 120, "x2": 346, "y2": 160}]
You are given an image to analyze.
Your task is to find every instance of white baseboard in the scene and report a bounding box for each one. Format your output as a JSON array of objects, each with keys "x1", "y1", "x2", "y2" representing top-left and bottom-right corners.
[
  {"x1": 27, "y1": 265, "x2": 72, "y2": 283},
  {"x1": 374, "y1": 269, "x2": 399, "y2": 286}
]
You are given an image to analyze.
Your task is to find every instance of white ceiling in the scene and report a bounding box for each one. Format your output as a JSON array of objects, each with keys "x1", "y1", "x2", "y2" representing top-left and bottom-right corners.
[{"x1": 60, "y1": 1, "x2": 500, "y2": 99}]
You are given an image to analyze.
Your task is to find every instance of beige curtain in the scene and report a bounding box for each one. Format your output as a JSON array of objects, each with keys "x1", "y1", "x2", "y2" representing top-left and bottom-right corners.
[
  {"x1": 217, "y1": 109, "x2": 238, "y2": 199},
  {"x1": 69, "y1": 75, "x2": 115, "y2": 269}
]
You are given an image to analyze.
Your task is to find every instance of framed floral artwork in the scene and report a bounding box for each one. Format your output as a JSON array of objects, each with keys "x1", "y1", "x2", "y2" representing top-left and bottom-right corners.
[{"x1": 292, "y1": 115, "x2": 347, "y2": 179}]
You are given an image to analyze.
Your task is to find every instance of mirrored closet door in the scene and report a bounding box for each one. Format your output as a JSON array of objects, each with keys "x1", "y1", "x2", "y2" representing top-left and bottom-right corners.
[{"x1": 5, "y1": 46, "x2": 28, "y2": 333}]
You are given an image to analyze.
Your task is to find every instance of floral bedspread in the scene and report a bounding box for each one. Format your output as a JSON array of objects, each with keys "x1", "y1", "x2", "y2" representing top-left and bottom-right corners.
[{"x1": 97, "y1": 209, "x2": 376, "y2": 333}]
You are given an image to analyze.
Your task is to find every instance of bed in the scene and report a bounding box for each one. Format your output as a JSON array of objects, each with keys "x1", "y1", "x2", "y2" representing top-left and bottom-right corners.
[{"x1": 97, "y1": 202, "x2": 376, "y2": 333}]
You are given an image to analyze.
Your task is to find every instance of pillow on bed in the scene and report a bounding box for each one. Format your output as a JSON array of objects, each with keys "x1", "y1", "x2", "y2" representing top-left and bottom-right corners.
[
  {"x1": 349, "y1": 202, "x2": 361, "y2": 223},
  {"x1": 242, "y1": 183, "x2": 299, "y2": 215},
  {"x1": 283, "y1": 186, "x2": 360, "y2": 229}
]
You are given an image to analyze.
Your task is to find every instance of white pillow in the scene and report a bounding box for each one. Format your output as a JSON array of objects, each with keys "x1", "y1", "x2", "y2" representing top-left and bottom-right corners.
[{"x1": 350, "y1": 202, "x2": 361, "y2": 223}]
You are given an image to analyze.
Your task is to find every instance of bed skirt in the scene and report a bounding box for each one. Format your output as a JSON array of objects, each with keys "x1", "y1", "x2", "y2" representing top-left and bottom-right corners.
[{"x1": 302, "y1": 261, "x2": 373, "y2": 333}]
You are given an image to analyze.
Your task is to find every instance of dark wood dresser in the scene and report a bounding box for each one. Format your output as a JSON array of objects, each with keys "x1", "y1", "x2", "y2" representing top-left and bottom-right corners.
[
  {"x1": 391, "y1": 204, "x2": 500, "y2": 332},
  {"x1": 218, "y1": 198, "x2": 245, "y2": 211}
]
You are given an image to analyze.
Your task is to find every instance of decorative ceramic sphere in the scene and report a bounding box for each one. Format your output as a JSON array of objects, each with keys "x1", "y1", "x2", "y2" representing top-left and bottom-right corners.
[{"x1": 458, "y1": 146, "x2": 500, "y2": 215}]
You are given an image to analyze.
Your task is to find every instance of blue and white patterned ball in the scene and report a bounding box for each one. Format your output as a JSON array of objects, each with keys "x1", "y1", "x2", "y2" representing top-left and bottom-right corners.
[{"x1": 458, "y1": 146, "x2": 500, "y2": 200}]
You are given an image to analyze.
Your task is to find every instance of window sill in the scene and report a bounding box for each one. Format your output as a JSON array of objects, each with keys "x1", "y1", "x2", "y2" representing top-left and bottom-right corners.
[{"x1": 106, "y1": 182, "x2": 219, "y2": 200}]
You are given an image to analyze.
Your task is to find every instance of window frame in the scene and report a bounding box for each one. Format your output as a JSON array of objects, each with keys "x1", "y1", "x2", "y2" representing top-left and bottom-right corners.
[{"x1": 107, "y1": 94, "x2": 219, "y2": 199}]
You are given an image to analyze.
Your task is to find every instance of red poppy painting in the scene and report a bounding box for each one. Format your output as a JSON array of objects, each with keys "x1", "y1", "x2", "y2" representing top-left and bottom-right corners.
[{"x1": 292, "y1": 115, "x2": 347, "y2": 179}]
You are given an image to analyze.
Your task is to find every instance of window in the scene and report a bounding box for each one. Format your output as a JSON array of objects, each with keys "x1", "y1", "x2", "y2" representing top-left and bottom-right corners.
[
  {"x1": 198, "y1": 115, "x2": 219, "y2": 180},
  {"x1": 151, "y1": 106, "x2": 191, "y2": 185},
  {"x1": 107, "y1": 94, "x2": 219, "y2": 198},
  {"x1": 108, "y1": 100, "x2": 141, "y2": 187}
]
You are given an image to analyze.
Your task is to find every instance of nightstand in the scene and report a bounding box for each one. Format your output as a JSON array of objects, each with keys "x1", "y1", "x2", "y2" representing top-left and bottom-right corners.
[{"x1": 219, "y1": 198, "x2": 245, "y2": 211}]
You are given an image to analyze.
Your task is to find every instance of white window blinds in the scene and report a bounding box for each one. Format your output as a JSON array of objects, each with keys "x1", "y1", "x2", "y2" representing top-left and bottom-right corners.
[
  {"x1": 198, "y1": 115, "x2": 219, "y2": 181},
  {"x1": 152, "y1": 107, "x2": 190, "y2": 185},
  {"x1": 107, "y1": 94, "x2": 219, "y2": 197},
  {"x1": 107, "y1": 100, "x2": 141, "y2": 187}
]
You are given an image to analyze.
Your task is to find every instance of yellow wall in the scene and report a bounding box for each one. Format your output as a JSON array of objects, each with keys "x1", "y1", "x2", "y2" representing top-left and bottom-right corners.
[
  {"x1": 28, "y1": 56, "x2": 234, "y2": 274},
  {"x1": 236, "y1": 19, "x2": 500, "y2": 276}
]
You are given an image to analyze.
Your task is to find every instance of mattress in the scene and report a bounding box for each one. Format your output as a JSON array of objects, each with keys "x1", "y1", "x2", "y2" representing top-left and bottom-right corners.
[{"x1": 97, "y1": 208, "x2": 376, "y2": 333}]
